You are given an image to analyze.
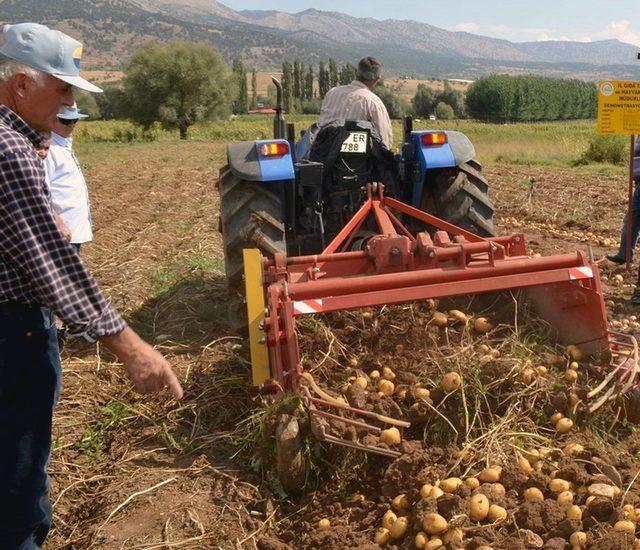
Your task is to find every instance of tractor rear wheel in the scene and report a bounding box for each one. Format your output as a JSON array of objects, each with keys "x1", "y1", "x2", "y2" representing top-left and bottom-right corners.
[
  {"x1": 433, "y1": 161, "x2": 495, "y2": 237},
  {"x1": 218, "y1": 166, "x2": 286, "y2": 331}
]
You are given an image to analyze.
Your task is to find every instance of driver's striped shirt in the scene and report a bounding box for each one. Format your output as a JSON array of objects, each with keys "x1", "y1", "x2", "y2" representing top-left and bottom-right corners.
[{"x1": 318, "y1": 80, "x2": 394, "y2": 150}]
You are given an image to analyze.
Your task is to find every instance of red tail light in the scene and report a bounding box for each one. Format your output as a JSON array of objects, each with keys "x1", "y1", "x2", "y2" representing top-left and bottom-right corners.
[
  {"x1": 421, "y1": 132, "x2": 448, "y2": 146},
  {"x1": 258, "y1": 142, "x2": 289, "y2": 157}
]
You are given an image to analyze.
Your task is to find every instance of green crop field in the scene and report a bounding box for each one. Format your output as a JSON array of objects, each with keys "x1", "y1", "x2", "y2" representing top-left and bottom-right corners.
[{"x1": 74, "y1": 116, "x2": 627, "y2": 177}]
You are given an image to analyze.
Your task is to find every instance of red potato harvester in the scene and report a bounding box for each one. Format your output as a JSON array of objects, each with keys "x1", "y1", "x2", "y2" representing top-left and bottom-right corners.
[{"x1": 243, "y1": 182, "x2": 636, "y2": 462}]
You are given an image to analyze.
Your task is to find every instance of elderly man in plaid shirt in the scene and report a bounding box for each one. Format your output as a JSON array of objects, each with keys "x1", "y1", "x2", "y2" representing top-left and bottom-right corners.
[{"x1": 0, "y1": 23, "x2": 182, "y2": 549}]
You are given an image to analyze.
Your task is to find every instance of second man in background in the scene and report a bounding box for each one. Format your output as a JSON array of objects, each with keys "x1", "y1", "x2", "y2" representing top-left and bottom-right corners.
[{"x1": 44, "y1": 104, "x2": 92, "y2": 254}]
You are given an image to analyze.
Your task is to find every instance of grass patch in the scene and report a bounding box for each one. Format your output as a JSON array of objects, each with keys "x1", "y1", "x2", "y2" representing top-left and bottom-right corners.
[
  {"x1": 176, "y1": 220, "x2": 196, "y2": 234},
  {"x1": 161, "y1": 423, "x2": 191, "y2": 452},
  {"x1": 77, "y1": 400, "x2": 131, "y2": 459},
  {"x1": 575, "y1": 134, "x2": 629, "y2": 166},
  {"x1": 194, "y1": 301, "x2": 227, "y2": 322},
  {"x1": 148, "y1": 251, "x2": 225, "y2": 297}
]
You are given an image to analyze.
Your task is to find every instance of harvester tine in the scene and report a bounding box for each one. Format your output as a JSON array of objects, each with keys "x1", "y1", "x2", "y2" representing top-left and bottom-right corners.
[
  {"x1": 590, "y1": 384, "x2": 622, "y2": 413},
  {"x1": 300, "y1": 372, "x2": 411, "y2": 427},
  {"x1": 321, "y1": 433, "x2": 402, "y2": 458},
  {"x1": 589, "y1": 333, "x2": 638, "y2": 399},
  {"x1": 588, "y1": 332, "x2": 639, "y2": 413},
  {"x1": 305, "y1": 395, "x2": 410, "y2": 428},
  {"x1": 309, "y1": 407, "x2": 382, "y2": 433},
  {"x1": 588, "y1": 355, "x2": 631, "y2": 399},
  {"x1": 307, "y1": 406, "x2": 402, "y2": 458}
]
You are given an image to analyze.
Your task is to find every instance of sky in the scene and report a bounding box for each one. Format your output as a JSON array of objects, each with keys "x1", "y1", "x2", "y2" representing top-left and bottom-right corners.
[{"x1": 229, "y1": 0, "x2": 640, "y2": 46}]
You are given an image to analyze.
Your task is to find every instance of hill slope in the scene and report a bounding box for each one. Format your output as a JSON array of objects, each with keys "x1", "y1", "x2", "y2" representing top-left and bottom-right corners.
[
  {"x1": 0, "y1": 0, "x2": 327, "y2": 68},
  {"x1": 1, "y1": 0, "x2": 639, "y2": 79}
]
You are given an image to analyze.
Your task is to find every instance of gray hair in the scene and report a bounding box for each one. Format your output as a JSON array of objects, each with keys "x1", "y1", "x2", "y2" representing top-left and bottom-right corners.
[
  {"x1": 0, "y1": 54, "x2": 45, "y2": 86},
  {"x1": 357, "y1": 57, "x2": 382, "y2": 82}
]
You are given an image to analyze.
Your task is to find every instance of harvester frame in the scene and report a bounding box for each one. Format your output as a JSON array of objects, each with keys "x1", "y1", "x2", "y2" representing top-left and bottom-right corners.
[{"x1": 244, "y1": 181, "x2": 637, "y2": 457}]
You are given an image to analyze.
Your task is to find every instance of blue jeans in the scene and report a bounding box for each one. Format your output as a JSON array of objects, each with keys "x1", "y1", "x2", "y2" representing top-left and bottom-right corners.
[
  {"x1": 617, "y1": 182, "x2": 640, "y2": 260},
  {"x1": 0, "y1": 303, "x2": 61, "y2": 549}
]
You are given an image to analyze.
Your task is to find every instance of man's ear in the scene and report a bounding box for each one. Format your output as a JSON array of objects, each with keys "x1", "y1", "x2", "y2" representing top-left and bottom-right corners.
[{"x1": 11, "y1": 72, "x2": 31, "y2": 100}]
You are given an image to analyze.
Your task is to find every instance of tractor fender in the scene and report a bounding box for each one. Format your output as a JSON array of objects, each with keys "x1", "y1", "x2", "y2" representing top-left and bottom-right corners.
[
  {"x1": 413, "y1": 130, "x2": 476, "y2": 172},
  {"x1": 410, "y1": 130, "x2": 478, "y2": 206},
  {"x1": 227, "y1": 140, "x2": 295, "y2": 182},
  {"x1": 445, "y1": 131, "x2": 477, "y2": 166}
]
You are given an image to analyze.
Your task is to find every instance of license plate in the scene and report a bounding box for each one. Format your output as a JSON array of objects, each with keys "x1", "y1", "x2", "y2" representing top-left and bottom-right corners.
[{"x1": 340, "y1": 131, "x2": 367, "y2": 154}]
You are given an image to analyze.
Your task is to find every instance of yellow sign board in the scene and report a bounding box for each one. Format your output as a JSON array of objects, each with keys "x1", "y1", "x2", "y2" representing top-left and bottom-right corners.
[{"x1": 597, "y1": 80, "x2": 640, "y2": 135}]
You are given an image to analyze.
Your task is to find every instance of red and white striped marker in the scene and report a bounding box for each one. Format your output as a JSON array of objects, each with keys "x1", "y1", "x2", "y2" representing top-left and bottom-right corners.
[
  {"x1": 568, "y1": 267, "x2": 593, "y2": 281},
  {"x1": 293, "y1": 299, "x2": 324, "y2": 316}
]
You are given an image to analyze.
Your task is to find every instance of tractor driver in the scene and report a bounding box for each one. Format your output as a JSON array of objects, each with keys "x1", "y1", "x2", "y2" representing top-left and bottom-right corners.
[{"x1": 318, "y1": 56, "x2": 393, "y2": 151}]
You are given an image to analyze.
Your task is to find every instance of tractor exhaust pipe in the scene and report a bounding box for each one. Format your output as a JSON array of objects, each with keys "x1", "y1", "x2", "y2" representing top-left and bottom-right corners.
[{"x1": 272, "y1": 77, "x2": 286, "y2": 140}]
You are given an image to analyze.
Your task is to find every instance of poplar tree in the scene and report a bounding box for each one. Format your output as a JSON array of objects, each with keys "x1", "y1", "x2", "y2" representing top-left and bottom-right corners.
[
  {"x1": 281, "y1": 61, "x2": 294, "y2": 112},
  {"x1": 231, "y1": 58, "x2": 248, "y2": 114},
  {"x1": 250, "y1": 68, "x2": 257, "y2": 110},
  {"x1": 328, "y1": 58, "x2": 339, "y2": 88},
  {"x1": 304, "y1": 65, "x2": 314, "y2": 100},
  {"x1": 318, "y1": 61, "x2": 330, "y2": 98},
  {"x1": 339, "y1": 63, "x2": 357, "y2": 85}
]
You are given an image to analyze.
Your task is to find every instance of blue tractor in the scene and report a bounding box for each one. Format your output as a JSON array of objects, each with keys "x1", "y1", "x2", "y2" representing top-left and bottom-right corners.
[{"x1": 219, "y1": 79, "x2": 494, "y2": 329}]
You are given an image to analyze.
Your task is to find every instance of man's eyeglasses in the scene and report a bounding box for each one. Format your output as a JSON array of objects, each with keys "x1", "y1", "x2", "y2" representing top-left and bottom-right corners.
[{"x1": 58, "y1": 118, "x2": 78, "y2": 126}]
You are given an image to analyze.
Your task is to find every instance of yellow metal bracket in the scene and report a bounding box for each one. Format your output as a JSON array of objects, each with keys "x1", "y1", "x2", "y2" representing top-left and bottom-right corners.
[{"x1": 243, "y1": 248, "x2": 270, "y2": 386}]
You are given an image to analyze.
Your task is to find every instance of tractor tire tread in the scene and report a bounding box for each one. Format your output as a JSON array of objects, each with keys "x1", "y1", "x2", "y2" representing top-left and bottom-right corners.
[
  {"x1": 434, "y1": 161, "x2": 495, "y2": 237},
  {"x1": 219, "y1": 170, "x2": 286, "y2": 331}
]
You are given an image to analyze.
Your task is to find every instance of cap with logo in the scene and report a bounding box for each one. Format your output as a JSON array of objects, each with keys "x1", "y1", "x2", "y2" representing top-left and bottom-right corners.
[
  {"x1": 58, "y1": 103, "x2": 89, "y2": 120},
  {"x1": 0, "y1": 22, "x2": 102, "y2": 93}
]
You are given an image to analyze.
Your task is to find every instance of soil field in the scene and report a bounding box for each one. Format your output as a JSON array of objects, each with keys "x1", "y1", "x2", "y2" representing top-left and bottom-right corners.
[{"x1": 45, "y1": 139, "x2": 640, "y2": 549}]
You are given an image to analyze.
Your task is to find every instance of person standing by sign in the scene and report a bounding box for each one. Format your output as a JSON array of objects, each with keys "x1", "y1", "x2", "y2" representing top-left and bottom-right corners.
[
  {"x1": 44, "y1": 103, "x2": 92, "y2": 254},
  {"x1": 606, "y1": 137, "x2": 640, "y2": 269}
]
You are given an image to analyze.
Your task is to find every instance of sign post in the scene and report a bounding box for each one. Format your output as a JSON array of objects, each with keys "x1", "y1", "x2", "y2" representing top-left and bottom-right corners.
[{"x1": 597, "y1": 80, "x2": 640, "y2": 271}]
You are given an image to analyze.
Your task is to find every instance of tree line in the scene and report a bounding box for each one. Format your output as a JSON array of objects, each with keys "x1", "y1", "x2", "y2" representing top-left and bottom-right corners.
[
  {"x1": 276, "y1": 57, "x2": 466, "y2": 121},
  {"x1": 465, "y1": 75, "x2": 597, "y2": 122},
  {"x1": 77, "y1": 40, "x2": 600, "y2": 140},
  {"x1": 280, "y1": 58, "x2": 359, "y2": 114}
]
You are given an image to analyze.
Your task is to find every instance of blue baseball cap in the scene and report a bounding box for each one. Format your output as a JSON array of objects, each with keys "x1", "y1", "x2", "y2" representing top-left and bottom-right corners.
[
  {"x1": 58, "y1": 103, "x2": 88, "y2": 120},
  {"x1": 0, "y1": 23, "x2": 102, "y2": 93}
]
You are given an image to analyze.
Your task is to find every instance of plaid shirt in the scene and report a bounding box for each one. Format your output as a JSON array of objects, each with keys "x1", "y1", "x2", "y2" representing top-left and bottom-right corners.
[{"x1": 0, "y1": 105, "x2": 126, "y2": 341}]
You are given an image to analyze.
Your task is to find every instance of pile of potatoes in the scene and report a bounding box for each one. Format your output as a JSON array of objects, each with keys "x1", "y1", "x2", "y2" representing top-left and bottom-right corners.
[
  {"x1": 499, "y1": 216, "x2": 614, "y2": 248},
  {"x1": 369, "y1": 441, "x2": 640, "y2": 549},
  {"x1": 340, "y1": 312, "x2": 599, "y2": 451},
  {"x1": 430, "y1": 309, "x2": 493, "y2": 335},
  {"x1": 340, "y1": 362, "x2": 467, "y2": 449},
  {"x1": 329, "y1": 308, "x2": 640, "y2": 547},
  {"x1": 609, "y1": 313, "x2": 640, "y2": 334},
  {"x1": 372, "y1": 466, "x2": 507, "y2": 548}
]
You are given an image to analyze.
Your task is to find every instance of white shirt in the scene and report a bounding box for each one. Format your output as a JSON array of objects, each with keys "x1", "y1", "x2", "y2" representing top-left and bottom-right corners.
[
  {"x1": 318, "y1": 80, "x2": 394, "y2": 150},
  {"x1": 44, "y1": 132, "x2": 93, "y2": 244}
]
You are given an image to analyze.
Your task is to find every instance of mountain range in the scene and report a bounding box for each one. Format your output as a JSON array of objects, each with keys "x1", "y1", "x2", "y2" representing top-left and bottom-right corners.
[{"x1": 1, "y1": 0, "x2": 639, "y2": 80}]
